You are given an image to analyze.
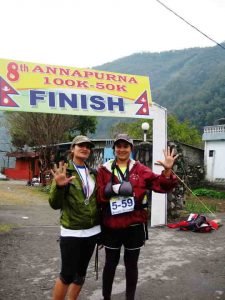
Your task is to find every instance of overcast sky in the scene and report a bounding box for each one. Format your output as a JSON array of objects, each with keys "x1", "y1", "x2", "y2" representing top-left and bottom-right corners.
[{"x1": 1, "y1": 0, "x2": 225, "y2": 68}]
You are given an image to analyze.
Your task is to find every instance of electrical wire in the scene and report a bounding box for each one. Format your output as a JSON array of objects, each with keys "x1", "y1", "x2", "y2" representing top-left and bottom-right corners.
[{"x1": 155, "y1": 0, "x2": 225, "y2": 51}]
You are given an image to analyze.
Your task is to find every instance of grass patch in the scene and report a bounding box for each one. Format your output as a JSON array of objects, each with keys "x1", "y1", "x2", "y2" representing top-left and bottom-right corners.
[
  {"x1": 0, "y1": 184, "x2": 48, "y2": 205},
  {"x1": 185, "y1": 199, "x2": 217, "y2": 214},
  {"x1": 0, "y1": 224, "x2": 13, "y2": 233},
  {"x1": 39, "y1": 184, "x2": 51, "y2": 194},
  {"x1": 193, "y1": 188, "x2": 225, "y2": 199},
  {"x1": 183, "y1": 187, "x2": 225, "y2": 214}
]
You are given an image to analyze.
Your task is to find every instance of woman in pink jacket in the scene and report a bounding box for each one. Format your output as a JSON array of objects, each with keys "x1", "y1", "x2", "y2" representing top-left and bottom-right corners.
[{"x1": 97, "y1": 133, "x2": 178, "y2": 300}]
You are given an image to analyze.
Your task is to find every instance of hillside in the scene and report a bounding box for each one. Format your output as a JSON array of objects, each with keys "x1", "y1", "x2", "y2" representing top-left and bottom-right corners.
[{"x1": 94, "y1": 43, "x2": 225, "y2": 135}]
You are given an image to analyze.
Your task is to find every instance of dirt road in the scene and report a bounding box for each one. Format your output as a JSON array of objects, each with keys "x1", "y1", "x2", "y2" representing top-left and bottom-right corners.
[{"x1": 0, "y1": 180, "x2": 225, "y2": 300}]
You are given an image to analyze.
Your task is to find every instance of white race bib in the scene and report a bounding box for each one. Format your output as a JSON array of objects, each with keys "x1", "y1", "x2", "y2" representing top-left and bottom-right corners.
[{"x1": 110, "y1": 196, "x2": 135, "y2": 215}]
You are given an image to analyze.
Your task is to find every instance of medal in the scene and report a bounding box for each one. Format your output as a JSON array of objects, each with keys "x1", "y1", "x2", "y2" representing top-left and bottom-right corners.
[{"x1": 84, "y1": 198, "x2": 89, "y2": 205}]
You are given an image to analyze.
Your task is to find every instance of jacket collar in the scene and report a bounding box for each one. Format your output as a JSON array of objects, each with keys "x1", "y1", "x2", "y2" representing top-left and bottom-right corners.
[
  {"x1": 67, "y1": 160, "x2": 96, "y2": 177},
  {"x1": 103, "y1": 159, "x2": 136, "y2": 173}
]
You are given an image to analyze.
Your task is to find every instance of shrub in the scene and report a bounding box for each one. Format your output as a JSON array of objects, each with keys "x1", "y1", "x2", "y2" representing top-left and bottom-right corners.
[{"x1": 193, "y1": 188, "x2": 225, "y2": 199}]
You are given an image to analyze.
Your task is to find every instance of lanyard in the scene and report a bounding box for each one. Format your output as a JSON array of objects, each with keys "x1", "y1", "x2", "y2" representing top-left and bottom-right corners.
[
  {"x1": 112, "y1": 161, "x2": 129, "y2": 183},
  {"x1": 73, "y1": 163, "x2": 90, "y2": 205}
]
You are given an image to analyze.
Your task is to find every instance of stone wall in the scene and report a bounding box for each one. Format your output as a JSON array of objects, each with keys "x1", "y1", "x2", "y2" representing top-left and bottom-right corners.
[{"x1": 133, "y1": 141, "x2": 205, "y2": 219}]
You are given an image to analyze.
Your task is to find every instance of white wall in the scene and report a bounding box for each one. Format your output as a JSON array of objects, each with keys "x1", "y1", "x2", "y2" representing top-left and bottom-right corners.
[{"x1": 205, "y1": 140, "x2": 225, "y2": 181}]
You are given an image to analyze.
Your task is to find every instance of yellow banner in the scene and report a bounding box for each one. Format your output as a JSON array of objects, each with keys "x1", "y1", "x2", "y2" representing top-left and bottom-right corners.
[{"x1": 0, "y1": 58, "x2": 152, "y2": 118}]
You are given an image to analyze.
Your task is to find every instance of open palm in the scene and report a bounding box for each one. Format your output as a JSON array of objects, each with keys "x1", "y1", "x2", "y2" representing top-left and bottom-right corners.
[
  {"x1": 157, "y1": 147, "x2": 179, "y2": 170},
  {"x1": 51, "y1": 162, "x2": 75, "y2": 186}
]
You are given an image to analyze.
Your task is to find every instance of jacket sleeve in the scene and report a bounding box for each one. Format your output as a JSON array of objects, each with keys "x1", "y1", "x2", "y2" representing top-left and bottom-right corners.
[
  {"x1": 143, "y1": 165, "x2": 178, "y2": 193},
  {"x1": 96, "y1": 166, "x2": 110, "y2": 204},
  {"x1": 48, "y1": 180, "x2": 67, "y2": 210}
]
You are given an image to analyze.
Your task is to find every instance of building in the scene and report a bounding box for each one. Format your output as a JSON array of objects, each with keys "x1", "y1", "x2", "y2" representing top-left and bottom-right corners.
[
  {"x1": 3, "y1": 139, "x2": 142, "y2": 181},
  {"x1": 4, "y1": 151, "x2": 39, "y2": 181},
  {"x1": 0, "y1": 112, "x2": 15, "y2": 172},
  {"x1": 202, "y1": 122, "x2": 225, "y2": 183}
]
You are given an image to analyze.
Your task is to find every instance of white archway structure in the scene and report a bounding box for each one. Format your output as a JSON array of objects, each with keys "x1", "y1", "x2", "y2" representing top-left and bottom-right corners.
[{"x1": 149, "y1": 102, "x2": 167, "y2": 227}]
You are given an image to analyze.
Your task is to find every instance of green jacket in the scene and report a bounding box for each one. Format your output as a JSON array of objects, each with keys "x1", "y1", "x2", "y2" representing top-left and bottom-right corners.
[{"x1": 49, "y1": 161, "x2": 100, "y2": 230}]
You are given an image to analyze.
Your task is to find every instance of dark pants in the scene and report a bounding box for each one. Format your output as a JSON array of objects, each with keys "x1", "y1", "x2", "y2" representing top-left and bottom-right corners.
[
  {"x1": 103, "y1": 247, "x2": 140, "y2": 300},
  {"x1": 102, "y1": 224, "x2": 145, "y2": 300},
  {"x1": 60, "y1": 235, "x2": 98, "y2": 285}
]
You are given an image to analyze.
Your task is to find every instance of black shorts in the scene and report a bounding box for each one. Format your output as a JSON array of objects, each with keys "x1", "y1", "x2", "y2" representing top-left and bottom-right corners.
[
  {"x1": 59, "y1": 234, "x2": 99, "y2": 285},
  {"x1": 102, "y1": 224, "x2": 146, "y2": 250}
]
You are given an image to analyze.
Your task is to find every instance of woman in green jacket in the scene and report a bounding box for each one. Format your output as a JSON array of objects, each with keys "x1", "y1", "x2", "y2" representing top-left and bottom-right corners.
[{"x1": 49, "y1": 135, "x2": 100, "y2": 300}]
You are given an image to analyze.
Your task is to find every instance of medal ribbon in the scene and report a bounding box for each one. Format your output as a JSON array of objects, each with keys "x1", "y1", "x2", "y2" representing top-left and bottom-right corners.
[{"x1": 73, "y1": 163, "x2": 90, "y2": 200}]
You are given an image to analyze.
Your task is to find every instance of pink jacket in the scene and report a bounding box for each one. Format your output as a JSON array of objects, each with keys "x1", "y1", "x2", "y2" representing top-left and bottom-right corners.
[{"x1": 97, "y1": 159, "x2": 177, "y2": 229}]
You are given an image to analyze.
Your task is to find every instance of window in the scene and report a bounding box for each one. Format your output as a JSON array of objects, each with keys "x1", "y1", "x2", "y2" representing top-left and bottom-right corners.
[{"x1": 209, "y1": 150, "x2": 214, "y2": 157}]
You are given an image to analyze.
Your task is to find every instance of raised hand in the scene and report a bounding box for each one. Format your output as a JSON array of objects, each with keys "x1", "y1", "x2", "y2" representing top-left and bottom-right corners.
[
  {"x1": 51, "y1": 161, "x2": 75, "y2": 186},
  {"x1": 156, "y1": 147, "x2": 179, "y2": 172}
]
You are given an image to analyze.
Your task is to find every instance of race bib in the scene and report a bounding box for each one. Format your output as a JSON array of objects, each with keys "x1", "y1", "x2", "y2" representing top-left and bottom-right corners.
[{"x1": 110, "y1": 196, "x2": 135, "y2": 215}]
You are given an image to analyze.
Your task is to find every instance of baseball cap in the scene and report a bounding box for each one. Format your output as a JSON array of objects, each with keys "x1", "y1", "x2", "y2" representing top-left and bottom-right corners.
[
  {"x1": 113, "y1": 133, "x2": 133, "y2": 148},
  {"x1": 71, "y1": 135, "x2": 95, "y2": 148}
]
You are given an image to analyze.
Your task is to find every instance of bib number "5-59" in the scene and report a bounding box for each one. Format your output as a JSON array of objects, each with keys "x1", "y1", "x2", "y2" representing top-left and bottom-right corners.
[{"x1": 110, "y1": 196, "x2": 135, "y2": 215}]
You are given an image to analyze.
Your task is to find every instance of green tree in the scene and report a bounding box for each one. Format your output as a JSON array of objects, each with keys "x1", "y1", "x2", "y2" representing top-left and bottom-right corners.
[
  {"x1": 4, "y1": 112, "x2": 97, "y2": 148},
  {"x1": 110, "y1": 118, "x2": 153, "y2": 140},
  {"x1": 167, "y1": 115, "x2": 202, "y2": 147},
  {"x1": 110, "y1": 115, "x2": 202, "y2": 147},
  {"x1": 4, "y1": 112, "x2": 97, "y2": 183}
]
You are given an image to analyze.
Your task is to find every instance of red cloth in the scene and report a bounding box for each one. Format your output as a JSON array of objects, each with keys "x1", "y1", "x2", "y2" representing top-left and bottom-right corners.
[
  {"x1": 167, "y1": 216, "x2": 219, "y2": 232},
  {"x1": 208, "y1": 220, "x2": 219, "y2": 230},
  {"x1": 167, "y1": 221, "x2": 189, "y2": 229}
]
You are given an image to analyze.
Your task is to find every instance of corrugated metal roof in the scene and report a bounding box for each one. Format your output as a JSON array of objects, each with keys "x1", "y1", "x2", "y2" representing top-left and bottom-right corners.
[{"x1": 6, "y1": 151, "x2": 38, "y2": 158}]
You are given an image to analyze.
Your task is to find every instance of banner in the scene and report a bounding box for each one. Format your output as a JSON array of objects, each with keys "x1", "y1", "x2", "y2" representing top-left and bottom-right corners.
[{"x1": 0, "y1": 58, "x2": 152, "y2": 118}]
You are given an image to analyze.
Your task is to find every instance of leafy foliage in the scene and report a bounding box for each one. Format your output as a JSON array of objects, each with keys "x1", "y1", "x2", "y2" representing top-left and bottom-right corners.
[
  {"x1": 4, "y1": 112, "x2": 97, "y2": 148},
  {"x1": 167, "y1": 115, "x2": 202, "y2": 147},
  {"x1": 110, "y1": 115, "x2": 202, "y2": 147},
  {"x1": 110, "y1": 118, "x2": 152, "y2": 139},
  {"x1": 193, "y1": 188, "x2": 225, "y2": 199}
]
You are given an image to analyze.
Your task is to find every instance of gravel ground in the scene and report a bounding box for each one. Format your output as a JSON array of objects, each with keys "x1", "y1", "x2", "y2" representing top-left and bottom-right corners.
[{"x1": 0, "y1": 180, "x2": 225, "y2": 300}]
